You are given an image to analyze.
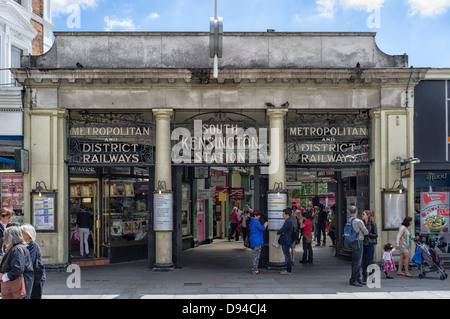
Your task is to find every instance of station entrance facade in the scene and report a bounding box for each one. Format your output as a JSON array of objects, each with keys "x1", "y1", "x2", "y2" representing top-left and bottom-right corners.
[{"x1": 168, "y1": 109, "x2": 371, "y2": 267}]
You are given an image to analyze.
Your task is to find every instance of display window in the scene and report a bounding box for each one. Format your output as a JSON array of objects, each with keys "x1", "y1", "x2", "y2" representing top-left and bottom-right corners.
[{"x1": 69, "y1": 167, "x2": 151, "y2": 261}]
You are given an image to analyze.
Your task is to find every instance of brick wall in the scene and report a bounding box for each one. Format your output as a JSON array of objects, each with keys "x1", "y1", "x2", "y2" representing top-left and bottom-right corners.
[
  {"x1": 32, "y1": 0, "x2": 43, "y2": 18},
  {"x1": 30, "y1": 19, "x2": 43, "y2": 55}
]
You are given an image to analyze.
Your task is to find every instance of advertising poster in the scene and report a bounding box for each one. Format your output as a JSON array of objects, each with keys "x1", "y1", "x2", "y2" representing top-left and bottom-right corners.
[
  {"x1": 1, "y1": 173, "x2": 24, "y2": 210},
  {"x1": 420, "y1": 192, "x2": 450, "y2": 234},
  {"x1": 268, "y1": 192, "x2": 287, "y2": 230}
]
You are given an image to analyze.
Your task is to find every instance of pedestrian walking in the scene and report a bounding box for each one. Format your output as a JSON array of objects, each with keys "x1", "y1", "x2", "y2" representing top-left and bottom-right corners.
[
  {"x1": 361, "y1": 210, "x2": 378, "y2": 284},
  {"x1": 347, "y1": 206, "x2": 369, "y2": 287},
  {"x1": 396, "y1": 216, "x2": 413, "y2": 277},
  {"x1": 0, "y1": 208, "x2": 14, "y2": 255},
  {"x1": 327, "y1": 206, "x2": 336, "y2": 247},
  {"x1": 248, "y1": 210, "x2": 269, "y2": 275},
  {"x1": 228, "y1": 207, "x2": 240, "y2": 241},
  {"x1": 76, "y1": 206, "x2": 92, "y2": 258},
  {"x1": 0, "y1": 226, "x2": 34, "y2": 299},
  {"x1": 241, "y1": 203, "x2": 253, "y2": 243},
  {"x1": 312, "y1": 205, "x2": 318, "y2": 241},
  {"x1": 316, "y1": 204, "x2": 327, "y2": 246},
  {"x1": 382, "y1": 243, "x2": 396, "y2": 279},
  {"x1": 299, "y1": 210, "x2": 313, "y2": 264},
  {"x1": 277, "y1": 208, "x2": 294, "y2": 275},
  {"x1": 20, "y1": 224, "x2": 46, "y2": 299},
  {"x1": 290, "y1": 209, "x2": 299, "y2": 262}
]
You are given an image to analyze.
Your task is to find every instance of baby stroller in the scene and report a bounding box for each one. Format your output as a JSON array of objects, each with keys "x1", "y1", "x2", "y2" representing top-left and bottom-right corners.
[{"x1": 413, "y1": 237, "x2": 448, "y2": 280}]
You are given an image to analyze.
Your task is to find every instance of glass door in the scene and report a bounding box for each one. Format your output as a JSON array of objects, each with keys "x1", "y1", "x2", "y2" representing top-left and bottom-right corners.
[{"x1": 69, "y1": 178, "x2": 101, "y2": 258}]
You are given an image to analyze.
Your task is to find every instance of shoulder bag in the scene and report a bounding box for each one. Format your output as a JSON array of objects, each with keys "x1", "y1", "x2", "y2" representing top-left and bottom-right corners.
[
  {"x1": 1, "y1": 246, "x2": 27, "y2": 299},
  {"x1": 33, "y1": 243, "x2": 44, "y2": 287}
]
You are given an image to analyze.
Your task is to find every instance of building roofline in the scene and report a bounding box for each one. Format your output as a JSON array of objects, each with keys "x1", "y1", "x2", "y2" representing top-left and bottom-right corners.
[{"x1": 52, "y1": 31, "x2": 378, "y2": 37}]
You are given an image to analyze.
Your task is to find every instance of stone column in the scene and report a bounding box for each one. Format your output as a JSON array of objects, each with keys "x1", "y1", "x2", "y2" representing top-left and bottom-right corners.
[
  {"x1": 266, "y1": 108, "x2": 289, "y2": 269},
  {"x1": 152, "y1": 108, "x2": 174, "y2": 270}
]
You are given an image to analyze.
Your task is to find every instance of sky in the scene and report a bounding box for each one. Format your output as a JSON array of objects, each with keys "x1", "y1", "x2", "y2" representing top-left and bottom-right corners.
[{"x1": 49, "y1": 0, "x2": 450, "y2": 68}]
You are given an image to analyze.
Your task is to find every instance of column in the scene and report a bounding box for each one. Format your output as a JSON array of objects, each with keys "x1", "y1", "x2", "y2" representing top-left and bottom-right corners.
[
  {"x1": 153, "y1": 108, "x2": 174, "y2": 270},
  {"x1": 266, "y1": 108, "x2": 288, "y2": 269}
]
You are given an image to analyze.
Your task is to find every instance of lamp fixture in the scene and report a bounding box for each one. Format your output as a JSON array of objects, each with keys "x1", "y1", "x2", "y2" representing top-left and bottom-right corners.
[
  {"x1": 156, "y1": 180, "x2": 167, "y2": 195},
  {"x1": 272, "y1": 182, "x2": 284, "y2": 196},
  {"x1": 392, "y1": 179, "x2": 406, "y2": 194},
  {"x1": 35, "y1": 181, "x2": 48, "y2": 197}
]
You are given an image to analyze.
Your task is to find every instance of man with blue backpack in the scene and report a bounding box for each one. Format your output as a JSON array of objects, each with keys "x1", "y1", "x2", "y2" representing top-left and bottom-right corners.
[{"x1": 344, "y1": 206, "x2": 369, "y2": 287}]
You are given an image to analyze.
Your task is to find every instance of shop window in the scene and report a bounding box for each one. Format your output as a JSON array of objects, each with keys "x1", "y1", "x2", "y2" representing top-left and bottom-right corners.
[{"x1": 106, "y1": 170, "x2": 150, "y2": 246}]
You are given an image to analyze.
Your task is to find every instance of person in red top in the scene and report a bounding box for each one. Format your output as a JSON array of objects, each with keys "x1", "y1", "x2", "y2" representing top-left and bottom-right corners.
[
  {"x1": 228, "y1": 207, "x2": 240, "y2": 241},
  {"x1": 299, "y1": 211, "x2": 313, "y2": 264}
]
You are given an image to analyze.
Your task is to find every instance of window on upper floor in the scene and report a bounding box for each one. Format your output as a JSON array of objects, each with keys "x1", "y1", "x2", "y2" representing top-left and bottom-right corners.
[
  {"x1": 10, "y1": 45, "x2": 23, "y2": 86},
  {"x1": 13, "y1": 0, "x2": 22, "y2": 5}
]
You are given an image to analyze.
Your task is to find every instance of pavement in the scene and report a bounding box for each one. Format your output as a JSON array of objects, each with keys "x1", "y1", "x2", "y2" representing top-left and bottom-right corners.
[{"x1": 43, "y1": 239, "x2": 450, "y2": 300}]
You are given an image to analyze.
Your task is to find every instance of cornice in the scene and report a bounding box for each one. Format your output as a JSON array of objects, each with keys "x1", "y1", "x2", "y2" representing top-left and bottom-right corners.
[{"x1": 12, "y1": 67, "x2": 429, "y2": 88}]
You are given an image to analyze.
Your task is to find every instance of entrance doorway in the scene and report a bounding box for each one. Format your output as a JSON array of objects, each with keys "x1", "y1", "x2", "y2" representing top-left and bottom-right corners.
[
  {"x1": 69, "y1": 178, "x2": 102, "y2": 259},
  {"x1": 286, "y1": 167, "x2": 370, "y2": 257}
]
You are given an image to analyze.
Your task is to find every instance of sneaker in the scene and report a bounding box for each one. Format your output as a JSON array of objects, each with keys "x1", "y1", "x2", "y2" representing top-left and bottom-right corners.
[{"x1": 280, "y1": 271, "x2": 292, "y2": 275}]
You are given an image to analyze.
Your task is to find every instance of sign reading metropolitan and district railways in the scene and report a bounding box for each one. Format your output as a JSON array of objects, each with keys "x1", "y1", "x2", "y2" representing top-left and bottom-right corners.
[
  {"x1": 68, "y1": 125, "x2": 154, "y2": 165},
  {"x1": 286, "y1": 125, "x2": 369, "y2": 165}
]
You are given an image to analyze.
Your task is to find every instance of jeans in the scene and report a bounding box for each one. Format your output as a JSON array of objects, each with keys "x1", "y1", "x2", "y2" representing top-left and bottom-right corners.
[
  {"x1": 282, "y1": 245, "x2": 292, "y2": 273},
  {"x1": 316, "y1": 223, "x2": 326, "y2": 244},
  {"x1": 350, "y1": 240, "x2": 363, "y2": 284},
  {"x1": 228, "y1": 223, "x2": 239, "y2": 241},
  {"x1": 79, "y1": 228, "x2": 90, "y2": 255},
  {"x1": 362, "y1": 244, "x2": 375, "y2": 280},
  {"x1": 301, "y1": 237, "x2": 313, "y2": 263}
]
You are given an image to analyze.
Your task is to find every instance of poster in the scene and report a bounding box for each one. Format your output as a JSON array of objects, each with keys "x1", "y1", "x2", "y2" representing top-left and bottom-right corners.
[
  {"x1": 420, "y1": 192, "x2": 449, "y2": 234},
  {"x1": 1, "y1": 173, "x2": 24, "y2": 210},
  {"x1": 154, "y1": 192, "x2": 173, "y2": 231},
  {"x1": 32, "y1": 193, "x2": 56, "y2": 231},
  {"x1": 267, "y1": 192, "x2": 287, "y2": 230}
]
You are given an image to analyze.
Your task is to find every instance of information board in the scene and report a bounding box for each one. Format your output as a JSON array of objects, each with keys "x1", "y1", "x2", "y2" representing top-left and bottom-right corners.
[
  {"x1": 32, "y1": 193, "x2": 57, "y2": 231},
  {"x1": 154, "y1": 192, "x2": 173, "y2": 231},
  {"x1": 267, "y1": 192, "x2": 287, "y2": 230}
]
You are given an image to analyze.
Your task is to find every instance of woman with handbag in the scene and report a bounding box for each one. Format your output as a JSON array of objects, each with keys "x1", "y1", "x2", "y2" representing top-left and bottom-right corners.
[
  {"x1": 21, "y1": 224, "x2": 46, "y2": 299},
  {"x1": 361, "y1": 210, "x2": 378, "y2": 284},
  {"x1": 299, "y1": 211, "x2": 313, "y2": 264},
  {"x1": 0, "y1": 226, "x2": 34, "y2": 299},
  {"x1": 248, "y1": 210, "x2": 269, "y2": 275}
]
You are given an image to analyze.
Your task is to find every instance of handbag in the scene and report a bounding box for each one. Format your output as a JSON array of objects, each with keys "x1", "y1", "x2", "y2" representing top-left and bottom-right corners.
[
  {"x1": 33, "y1": 243, "x2": 44, "y2": 286},
  {"x1": 1, "y1": 275, "x2": 26, "y2": 299},
  {"x1": 272, "y1": 234, "x2": 281, "y2": 248},
  {"x1": 1, "y1": 246, "x2": 27, "y2": 299},
  {"x1": 244, "y1": 238, "x2": 251, "y2": 248},
  {"x1": 412, "y1": 247, "x2": 422, "y2": 265},
  {"x1": 305, "y1": 235, "x2": 312, "y2": 243}
]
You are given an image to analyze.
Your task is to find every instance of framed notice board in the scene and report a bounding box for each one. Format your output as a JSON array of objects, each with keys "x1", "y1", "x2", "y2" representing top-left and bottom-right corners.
[
  {"x1": 382, "y1": 191, "x2": 407, "y2": 230},
  {"x1": 31, "y1": 192, "x2": 57, "y2": 232}
]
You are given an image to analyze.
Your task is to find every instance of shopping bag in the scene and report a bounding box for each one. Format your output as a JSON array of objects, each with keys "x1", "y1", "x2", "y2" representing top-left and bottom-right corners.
[
  {"x1": 272, "y1": 234, "x2": 281, "y2": 248},
  {"x1": 412, "y1": 247, "x2": 422, "y2": 265}
]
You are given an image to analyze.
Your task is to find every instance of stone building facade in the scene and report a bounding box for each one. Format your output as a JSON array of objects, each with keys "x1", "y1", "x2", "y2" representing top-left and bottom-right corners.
[{"x1": 12, "y1": 31, "x2": 426, "y2": 268}]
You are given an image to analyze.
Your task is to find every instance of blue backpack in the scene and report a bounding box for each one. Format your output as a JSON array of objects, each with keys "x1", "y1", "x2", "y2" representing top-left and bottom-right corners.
[{"x1": 344, "y1": 217, "x2": 359, "y2": 243}]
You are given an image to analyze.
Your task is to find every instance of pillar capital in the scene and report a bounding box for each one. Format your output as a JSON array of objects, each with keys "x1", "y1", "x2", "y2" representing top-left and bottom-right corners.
[
  {"x1": 152, "y1": 108, "x2": 173, "y2": 119},
  {"x1": 267, "y1": 108, "x2": 288, "y2": 119}
]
